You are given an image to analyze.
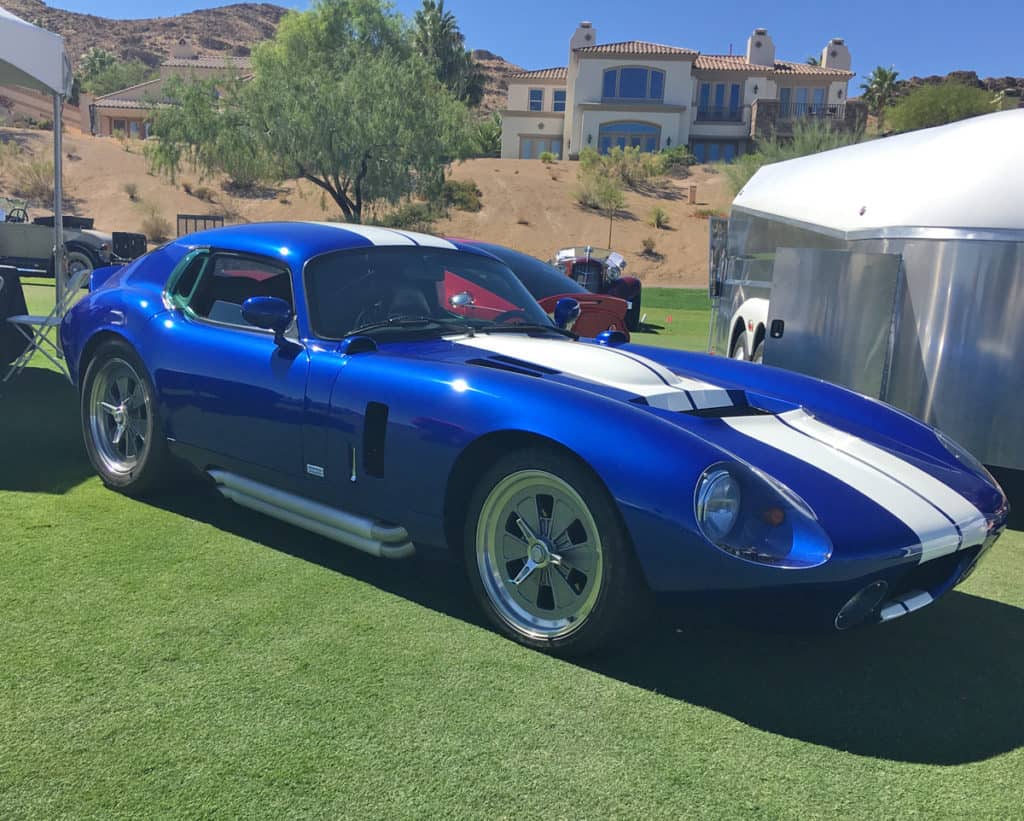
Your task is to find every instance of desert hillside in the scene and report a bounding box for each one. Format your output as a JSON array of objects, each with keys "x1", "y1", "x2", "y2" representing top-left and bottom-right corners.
[
  {"x1": 1, "y1": 126, "x2": 732, "y2": 287},
  {"x1": 5, "y1": 1, "x2": 522, "y2": 114},
  {"x1": 3, "y1": 0, "x2": 287, "y2": 65}
]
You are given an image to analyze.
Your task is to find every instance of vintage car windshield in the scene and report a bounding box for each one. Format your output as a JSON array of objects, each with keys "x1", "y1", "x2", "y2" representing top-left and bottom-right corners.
[{"x1": 304, "y1": 246, "x2": 554, "y2": 340}]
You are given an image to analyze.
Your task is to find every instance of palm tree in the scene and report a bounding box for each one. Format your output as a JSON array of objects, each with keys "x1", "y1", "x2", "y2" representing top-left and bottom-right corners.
[
  {"x1": 860, "y1": 65, "x2": 900, "y2": 132},
  {"x1": 413, "y1": 0, "x2": 484, "y2": 107}
]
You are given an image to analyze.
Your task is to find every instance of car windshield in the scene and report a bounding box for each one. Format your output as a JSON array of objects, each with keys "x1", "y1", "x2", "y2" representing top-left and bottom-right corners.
[
  {"x1": 469, "y1": 242, "x2": 588, "y2": 300},
  {"x1": 304, "y1": 246, "x2": 556, "y2": 340}
]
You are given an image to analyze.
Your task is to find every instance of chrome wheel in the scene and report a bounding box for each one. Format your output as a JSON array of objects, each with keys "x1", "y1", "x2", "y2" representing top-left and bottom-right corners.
[
  {"x1": 476, "y1": 469, "x2": 604, "y2": 640},
  {"x1": 87, "y1": 357, "x2": 152, "y2": 477}
]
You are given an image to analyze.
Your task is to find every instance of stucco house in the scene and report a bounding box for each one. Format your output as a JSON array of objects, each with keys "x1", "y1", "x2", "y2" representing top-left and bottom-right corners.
[
  {"x1": 501, "y1": 23, "x2": 863, "y2": 161},
  {"x1": 82, "y1": 39, "x2": 251, "y2": 138}
]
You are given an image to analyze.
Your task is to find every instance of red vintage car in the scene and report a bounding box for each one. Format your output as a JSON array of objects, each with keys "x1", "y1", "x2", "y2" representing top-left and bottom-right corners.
[
  {"x1": 551, "y1": 246, "x2": 643, "y2": 331},
  {"x1": 444, "y1": 240, "x2": 630, "y2": 338}
]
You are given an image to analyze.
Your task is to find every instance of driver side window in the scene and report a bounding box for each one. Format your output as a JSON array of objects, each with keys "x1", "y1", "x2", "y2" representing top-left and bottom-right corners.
[{"x1": 172, "y1": 252, "x2": 294, "y2": 330}]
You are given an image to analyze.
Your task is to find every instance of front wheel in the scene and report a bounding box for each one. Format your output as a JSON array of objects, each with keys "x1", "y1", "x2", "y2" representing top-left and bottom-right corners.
[
  {"x1": 81, "y1": 341, "x2": 171, "y2": 496},
  {"x1": 463, "y1": 448, "x2": 650, "y2": 656},
  {"x1": 625, "y1": 299, "x2": 642, "y2": 332}
]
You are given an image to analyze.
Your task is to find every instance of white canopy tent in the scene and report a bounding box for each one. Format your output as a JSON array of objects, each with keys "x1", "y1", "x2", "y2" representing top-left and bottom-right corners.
[{"x1": 0, "y1": 5, "x2": 74, "y2": 307}]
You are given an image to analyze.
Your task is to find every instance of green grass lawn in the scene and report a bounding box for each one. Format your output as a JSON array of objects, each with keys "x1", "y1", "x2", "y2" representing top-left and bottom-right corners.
[
  {"x1": 629, "y1": 287, "x2": 713, "y2": 351},
  {"x1": 1, "y1": 282, "x2": 1022, "y2": 818}
]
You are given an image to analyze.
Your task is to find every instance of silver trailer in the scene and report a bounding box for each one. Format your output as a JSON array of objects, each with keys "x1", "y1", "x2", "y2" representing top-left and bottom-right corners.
[{"x1": 708, "y1": 110, "x2": 1024, "y2": 477}]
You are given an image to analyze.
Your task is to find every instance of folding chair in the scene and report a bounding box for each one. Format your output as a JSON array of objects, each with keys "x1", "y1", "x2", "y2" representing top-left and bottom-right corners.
[{"x1": 3, "y1": 265, "x2": 91, "y2": 383}]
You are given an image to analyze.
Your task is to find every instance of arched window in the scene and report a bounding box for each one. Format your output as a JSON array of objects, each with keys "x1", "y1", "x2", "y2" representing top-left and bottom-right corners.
[
  {"x1": 598, "y1": 122, "x2": 661, "y2": 154},
  {"x1": 601, "y1": 67, "x2": 665, "y2": 102}
]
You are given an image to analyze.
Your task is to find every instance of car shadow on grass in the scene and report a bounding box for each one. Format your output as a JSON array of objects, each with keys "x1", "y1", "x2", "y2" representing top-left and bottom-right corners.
[
  {"x1": 0, "y1": 367, "x2": 93, "y2": 494},
  {"x1": 148, "y1": 480, "x2": 1023, "y2": 767}
]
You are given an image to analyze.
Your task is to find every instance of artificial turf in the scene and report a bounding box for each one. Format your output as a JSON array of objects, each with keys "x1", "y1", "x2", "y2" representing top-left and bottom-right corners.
[{"x1": 1, "y1": 281, "x2": 1021, "y2": 818}]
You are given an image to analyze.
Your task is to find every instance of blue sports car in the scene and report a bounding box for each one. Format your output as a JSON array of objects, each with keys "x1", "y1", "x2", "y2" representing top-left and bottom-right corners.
[{"x1": 61, "y1": 222, "x2": 1009, "y2": 655}]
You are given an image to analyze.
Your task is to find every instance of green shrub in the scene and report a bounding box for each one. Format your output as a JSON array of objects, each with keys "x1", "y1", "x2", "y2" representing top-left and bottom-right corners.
[
  {"x1": 376, "y1": 201, "x2": 443, "y2": 232},
  {"x1": 722, "y1": 121, "x2": 864, "y2": 195},
  {"x1": 442, "y1": 178, "x2": 482, "y2": 212},
  {"x1": 886, "y1": 81, "x2": 995, "y2": 133},
  {"x1": 649, "y1": 206, "x2": 670, "y2": 229},
  {"x1": 538, "y1": 151, "x2": 556, "y2": 164},
  {"x1": 641, "y1": 236, "x2": 657, "y2": 256},
  {"x1": 660, "y1": 145, "x2": 697, "y2": 176},
  {"x1": 123, "y1": 182, "x2": 139, "y2": 201},
  {"x1": 694, "y1": 207, "x2": 727, "y2": 219},
  {"x1": 577, "y1": 145, "x2": 663, "y2": 190},
  {"x1": 193, "y1": 185, "x2": 216, "y2": 203}
]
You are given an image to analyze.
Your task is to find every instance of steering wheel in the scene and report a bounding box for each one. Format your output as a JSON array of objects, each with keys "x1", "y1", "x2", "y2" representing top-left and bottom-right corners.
[
  {"x1": 491, "y1": 309, "x2": 531, "y2": 324},
  {"x1": 6, "y1": 208, "x2": 27, "y2": 224}
]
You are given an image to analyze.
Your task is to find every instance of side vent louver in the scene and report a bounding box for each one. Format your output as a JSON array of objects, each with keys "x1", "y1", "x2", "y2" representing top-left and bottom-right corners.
[
  {"x1": 363, "y1": 402, "x2": 389, "y2": 477},
  {"x1": 467, "y1": 356, "x2": 561, "y2": 378}
]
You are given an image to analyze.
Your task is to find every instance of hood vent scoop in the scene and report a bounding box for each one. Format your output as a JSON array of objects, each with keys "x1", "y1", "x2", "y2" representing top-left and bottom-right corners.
[{"x1": 468, "y1": 355, "x2": 561, "y2": 378}]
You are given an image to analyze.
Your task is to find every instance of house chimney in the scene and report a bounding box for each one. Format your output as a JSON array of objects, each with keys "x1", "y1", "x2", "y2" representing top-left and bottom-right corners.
[
  {"x1": 821, "y1": 37, "x2": 851, "y2": 71},
  {"x1": 571, "y1": 21, "x2": 596, "y2": 52},
  {"x1": 170, "y1": 37, "x2": 197, "y2": 59},
  {"x1": 745, "y1": 28, "x2": 775, "y2": 67}
]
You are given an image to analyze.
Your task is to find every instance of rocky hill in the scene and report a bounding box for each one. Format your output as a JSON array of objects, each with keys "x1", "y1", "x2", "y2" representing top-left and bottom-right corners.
[
  {"x1": 3, "y1": 0, "x2": 288, "y2": 67},
  {"x1": 892, "y1": 70, "x2": 1024, "y2": 101},
  {"x1": 5, "y1": 0, "x2": 517, "y2": 113}
]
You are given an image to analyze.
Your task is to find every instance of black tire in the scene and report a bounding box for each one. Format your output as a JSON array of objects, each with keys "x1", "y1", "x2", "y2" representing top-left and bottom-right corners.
[
  {"x1": 80, "y1": 340, "x2": 172, "y2": 497},
  {"x1": 66, "y1": 246, "x2": 98, "y2": 280},
  {"x1": 751, "y1": 338, "x2": 764, "y2": 364},
  {"x1": 463, "y1": 447, "x2": 651, "y2": 656},
  {"x1": 626, "y1": 299, "x2": 642, "y2": 332},
  {"x1": 730, "y1": 333, "x2": 750, "y2": 360}
]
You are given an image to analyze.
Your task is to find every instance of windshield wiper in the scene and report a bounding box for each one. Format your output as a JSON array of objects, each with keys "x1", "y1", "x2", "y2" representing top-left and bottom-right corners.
[
  {"x1": 346, "y1": 316, "x2": 445, "y2": 336},
  {"x1": 477, "y1": 323, "x2": 576, "y2": 339}
]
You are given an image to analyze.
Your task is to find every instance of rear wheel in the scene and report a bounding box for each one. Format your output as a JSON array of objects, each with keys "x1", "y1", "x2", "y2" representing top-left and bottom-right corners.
[
  {"x1": 463, "y1": 448, "x2": 649, "y2": 656},
  {"x1": 730, "y1": 334, "x2": 749, "y2": 360},
  {"x1": 81, "y1": 341, "x2": 171, "y2": 496}
]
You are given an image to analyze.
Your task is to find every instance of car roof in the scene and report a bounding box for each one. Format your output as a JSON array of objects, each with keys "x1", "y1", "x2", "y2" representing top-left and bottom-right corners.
[{"x1": 173, "y1": 221, "x2": 488, "y2": 265}]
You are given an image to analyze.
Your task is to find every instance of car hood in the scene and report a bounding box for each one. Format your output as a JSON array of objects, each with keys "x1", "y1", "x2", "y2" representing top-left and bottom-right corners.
[
  {"x1": 448, "y1": 333, "x2": 733, "y2": 411},
  {"x1": 387, "y1": 333, "x2": 1001, "y2": 558}
]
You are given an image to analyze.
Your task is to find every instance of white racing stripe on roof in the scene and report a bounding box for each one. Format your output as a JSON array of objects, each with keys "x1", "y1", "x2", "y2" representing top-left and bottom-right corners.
[
  {"x1": 780, "y1": 409, "x2": 989, "y2": 548},
  {"x1": 724, "y1": 414, "x2": 963, "y2": 562},
  {"x1": 306, "y1": 221, "x2": 457, "y2": 249}
]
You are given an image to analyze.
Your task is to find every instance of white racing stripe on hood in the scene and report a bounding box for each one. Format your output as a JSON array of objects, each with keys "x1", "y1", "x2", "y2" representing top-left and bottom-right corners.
[
  {"x1": 725, "y1": 412, "x2": 981, "y2": 563},
  {"x1": 454, "y1": 335, "x2": 734, "y2": 411},
  {"x1": 779, "y1": 409, "x2": 989, "y2": 548}
]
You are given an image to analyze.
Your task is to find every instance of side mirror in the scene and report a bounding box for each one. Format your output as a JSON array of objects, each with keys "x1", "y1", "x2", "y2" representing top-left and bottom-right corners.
[
  {"x1": 242, "y1": 296, "x2": 293, "y2": 343},
  {"x1": 449, "y1": 291, "x2": 475, "y2": 309},
  {"x1": 553, "y1": 297, "x2": 581, "y2": 331}
]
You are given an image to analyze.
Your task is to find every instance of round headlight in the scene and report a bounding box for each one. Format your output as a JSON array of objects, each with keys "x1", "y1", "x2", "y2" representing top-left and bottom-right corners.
[{"x1": 695, "y1": 468, "x2": 741, "y2": 542}]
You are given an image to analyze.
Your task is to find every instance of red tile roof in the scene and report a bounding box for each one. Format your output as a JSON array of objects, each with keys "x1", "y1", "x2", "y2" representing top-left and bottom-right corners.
[
  {"x1": 574, "y1": 40, "x2": 698, "y2": 57},
  {"x1": 508, "y1": 67, "x2": 568, "y2": 81},
  {"x1": 695, "y1": 54, "x2": 853, "y2": 77}
]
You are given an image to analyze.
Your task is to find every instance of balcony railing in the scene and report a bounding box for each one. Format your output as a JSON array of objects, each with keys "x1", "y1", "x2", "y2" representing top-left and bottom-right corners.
[
  {"x1": 695, "y1": 106, "x2": 743, "y2": 123},
  {"x1": 778, "y1": 102, "x2": 847, "y2": 120}
]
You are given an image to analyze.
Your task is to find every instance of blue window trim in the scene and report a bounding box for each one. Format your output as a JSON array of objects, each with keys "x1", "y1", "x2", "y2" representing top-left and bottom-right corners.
[{"x1": 601, "y1": 66, "x2": 667, "y2": 103}]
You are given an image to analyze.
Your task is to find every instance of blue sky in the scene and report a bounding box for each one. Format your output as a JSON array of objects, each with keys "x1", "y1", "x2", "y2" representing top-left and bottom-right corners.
[{"x1": 54, "y1": 0, "x2": 1021, "y2": 89}]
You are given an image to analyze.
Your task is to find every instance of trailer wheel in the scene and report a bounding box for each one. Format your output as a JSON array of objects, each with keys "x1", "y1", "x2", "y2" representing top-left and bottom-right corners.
[
  {"x1": 752, "y1": 339, "x2": 764, "y2": 364},
  {"x1": 730, "y1": 335, "x2": 750, "y2": 360}
]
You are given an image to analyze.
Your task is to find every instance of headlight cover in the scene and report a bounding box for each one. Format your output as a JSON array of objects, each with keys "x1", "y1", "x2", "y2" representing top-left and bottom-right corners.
[{"x1": 694, "y1": 462, "x2": 832, "y2": 569}]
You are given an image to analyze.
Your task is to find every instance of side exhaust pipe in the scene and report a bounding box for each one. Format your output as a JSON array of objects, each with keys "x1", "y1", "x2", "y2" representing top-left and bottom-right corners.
[{"x1": 209, "y1": 470, "x2": 415, "y2": 559}]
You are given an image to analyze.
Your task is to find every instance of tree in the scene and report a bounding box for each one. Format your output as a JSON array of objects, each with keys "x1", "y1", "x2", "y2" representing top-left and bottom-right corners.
[
  {"x1": 413, "y1": 0, "x2": 485, "y2": 107},
  {"x1": 594, "y1": 174, "x2": 625, "y2": 247},
  {"x1": 79, "y1": 59, "x2": 155, "y2": 96},
  {"x1": 79, "y1": 47, "x2": 117, "y2": 80},
  {"x1": 885, "y1": 81, "x2": 995, "y2": 133},
  {"x1": 806, "y1": 56, "x2": 820, "y2": 66},
  {"x1": 471, "y1": 111, "x2": 502, "y2": 157},
  {"x1": 860, "y1": 65, "x2": 899, "y2": 132},
  {"x1": 147, "y1": 0, "x2": 474, "y2": 222}
]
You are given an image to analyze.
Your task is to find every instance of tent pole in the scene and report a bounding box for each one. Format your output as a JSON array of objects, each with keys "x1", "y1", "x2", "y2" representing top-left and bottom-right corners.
[{"x1": 52, "y1": 94, "x2": 65, "y2": 326}]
